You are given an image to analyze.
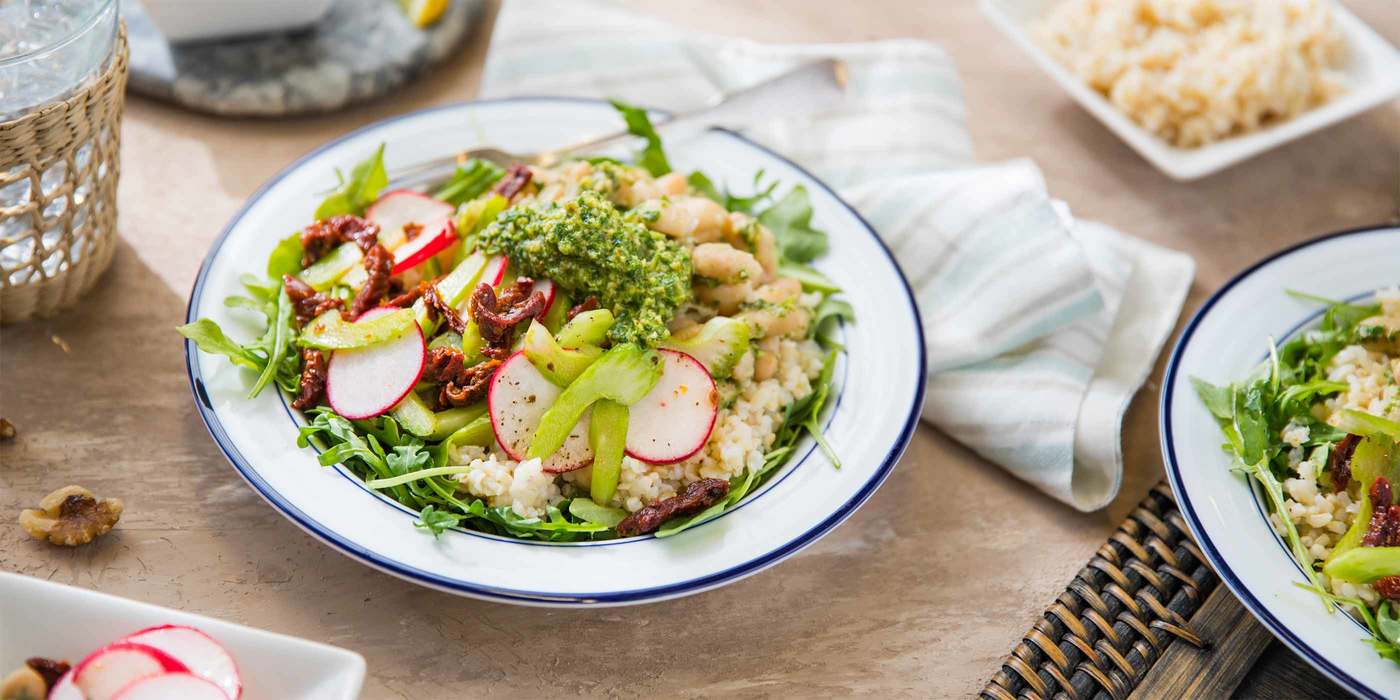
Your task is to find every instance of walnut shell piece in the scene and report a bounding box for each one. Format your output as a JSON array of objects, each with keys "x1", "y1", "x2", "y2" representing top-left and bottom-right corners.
[
  {"x1": 19, "y1": 485, "x2": 123, "y2": 546},
  {"x1": 0, "y1": 665, "x2": 46, "y2": 700}
]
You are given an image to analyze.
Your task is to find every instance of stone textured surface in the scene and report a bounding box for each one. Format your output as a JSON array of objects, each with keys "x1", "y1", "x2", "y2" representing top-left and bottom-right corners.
[
  {"x1": 1, "y1": 1, "x2": 1397, "y2": 697},
  {"x1": 123, "y1": 0, "x2": 481, "y2": 116}
]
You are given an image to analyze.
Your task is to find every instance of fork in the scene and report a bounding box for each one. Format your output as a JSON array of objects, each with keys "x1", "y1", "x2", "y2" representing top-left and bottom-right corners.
[{"x1": 387, "y1": 58, "x2": 848, "y2": 189}]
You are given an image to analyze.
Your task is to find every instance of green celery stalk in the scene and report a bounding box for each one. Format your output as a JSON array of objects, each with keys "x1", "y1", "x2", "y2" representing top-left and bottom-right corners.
[
  {"x1": 299, "y1": 242, "x2": 363, "y2": 290},
  {"x1": 1324, "y1": 547, "x2": 1400, "y2": 583},
  {"x1": 528, "y1": 344, "x2": 661, "y2": 460},
  {"x1": 1341, "y1": 410, "x2": 1400, "y2": 442},
  {"x1": 391, "y1": 392, "x2": 438, "y2": 437},
  {"x1": 523, "y1": 321, "x2": 603, "y2": 387},
  {"x1": 555, "y1": 309, "x2": 615, "y2": 348},
  {"x1": 428, "y1": 403, "x2": 489, "y2": 441},
  {"x1": 299, "y1": 308, "x2": 416, "y2": 350},
  {"x1": 589, "y1": 399, "x2": 628, "y2": 505}
]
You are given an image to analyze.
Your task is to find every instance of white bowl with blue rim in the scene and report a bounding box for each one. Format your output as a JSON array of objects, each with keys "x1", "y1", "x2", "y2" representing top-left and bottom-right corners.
[
  {"x1": 183, "y1": 97, "x2": 925, "y2": 607},
  {"x1": 1162, "y1": 225, "x2": 1400, "y2": 698}
]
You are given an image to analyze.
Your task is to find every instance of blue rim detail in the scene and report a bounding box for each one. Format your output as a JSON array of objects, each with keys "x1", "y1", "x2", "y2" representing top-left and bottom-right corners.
[
  {"x1": 183, "y1": 96, "x2": 927, "y2": 605},
  {"x1": 1160, "y1": 224, "x2": 1399, "y2": 699}
]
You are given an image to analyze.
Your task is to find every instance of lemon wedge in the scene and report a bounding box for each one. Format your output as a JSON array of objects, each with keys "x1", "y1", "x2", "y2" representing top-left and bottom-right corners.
[{"x1": 400, "y1": 0, "x2": 448, "y2": 28}]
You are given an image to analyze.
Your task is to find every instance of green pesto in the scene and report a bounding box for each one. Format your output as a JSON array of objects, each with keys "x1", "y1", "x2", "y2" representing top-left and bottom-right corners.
[{"x1": 478, "y1": 191, "x2": 692, "y2": 346}]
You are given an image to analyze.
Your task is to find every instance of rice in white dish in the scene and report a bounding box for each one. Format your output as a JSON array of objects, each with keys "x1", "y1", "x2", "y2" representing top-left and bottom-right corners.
[{"x1": 1037, "y1": 0, "x2": 1348, "y2": 147}]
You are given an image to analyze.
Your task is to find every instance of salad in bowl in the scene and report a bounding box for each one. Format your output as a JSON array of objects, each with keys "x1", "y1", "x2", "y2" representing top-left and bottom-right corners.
[
  {"x1": 180, "y1": 103, "x2": 850, "y2": 543},
  {"x1": 1191, "y1": 288, "x2": 1400, "y2": 666}
]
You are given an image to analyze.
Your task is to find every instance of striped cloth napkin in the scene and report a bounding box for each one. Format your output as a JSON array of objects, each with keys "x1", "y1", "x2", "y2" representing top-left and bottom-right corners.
[{"x1": 479, "y1": 0, "x2": 1195, "y2": 511}]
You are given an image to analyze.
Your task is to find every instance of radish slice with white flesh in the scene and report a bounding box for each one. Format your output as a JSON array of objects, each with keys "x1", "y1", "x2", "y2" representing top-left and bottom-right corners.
[
  {"x1": 488, "y1": 351, "x2": 592, "y2": 473},
  {"x1": 625, "y1": 349, "x2": 718, "y2": 464},
  {"x1": 481, "y1": 255, "x2": 509, "y2": 287},
  {"x1": 111, "y1": 673, "x2": 230, "y2": 700},
  {"x1": 73, "y1": 643, "x2": 188, "y2": 700},
  {"x1": 326, "y1": 307, "x2": 427, "y2": 420},
  {"x1": 120, "y1": 625, "x2": 241, "y2": 700},
  {"x1": 367, "y1": 189, "x2": 454, "y2": 251},
  {"x1": 390, "y1": 218, "x2": 456, "y2": 275},
  {"x1": 48, "y1": 671, "x2": 84, "y2": 700},
  {"x1": 531, "y1": 278, "x2": 556, "y2": 317}
]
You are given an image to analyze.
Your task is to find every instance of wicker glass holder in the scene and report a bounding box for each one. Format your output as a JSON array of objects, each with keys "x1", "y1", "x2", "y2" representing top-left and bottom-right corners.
[{"x1": 0, "y1": 24, "x2": 127, "y2": 323}]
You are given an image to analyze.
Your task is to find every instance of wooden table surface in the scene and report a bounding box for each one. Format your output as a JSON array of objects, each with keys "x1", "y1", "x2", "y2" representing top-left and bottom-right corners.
[{"x1": 2, "y1": 1, "x2": 1397, "y2": 697}]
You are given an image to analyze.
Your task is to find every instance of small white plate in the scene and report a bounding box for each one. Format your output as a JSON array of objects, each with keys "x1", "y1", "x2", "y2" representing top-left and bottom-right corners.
[
  {"x1": 0, "y1": 572, "x2": 365, "y2": 699},
  {"x1": 980, "y1": 0, "x2": 1400, "y2": 181},
  {"x1": 184, "y1": 97, "x2": 925, "y2": 606},
  {"x1": 1162, "y1": 226, "x2": 1400, "y2": 699}
]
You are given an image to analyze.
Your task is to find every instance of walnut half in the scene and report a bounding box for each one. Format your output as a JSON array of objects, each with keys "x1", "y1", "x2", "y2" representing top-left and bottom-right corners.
[
  {"x1": 19, "y1": 485, "x2": 122, "y2": 546},
  {"x1": 0, "y1": 666, "x2": 45, "y2": 700}
]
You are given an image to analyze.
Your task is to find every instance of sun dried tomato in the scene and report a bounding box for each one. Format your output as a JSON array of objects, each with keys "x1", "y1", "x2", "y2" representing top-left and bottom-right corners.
[
  {"x1": 1374, "y1": 576, "x2": 1400, "y2": 602},
  {"x1": 1329, "y1": 434, "x2": 1360, "y2": 491},
  {"x1": 25, "y1": 658, "x2": 70, "y2": 691},
  {"x1": 470, "y1": 278, "x2": 545, "y2": 348},
  {"x1": 566, "y1": 296, "x2": 599, "y2": 322},
  {"x1": 615, "y1": 479, "x2": 729, "y2": 536},
  {"x1": 283, "y1": 274, "x2": 343, "y2": 326},
  {"x1": 349, "y1": 244, "x2": 393, "y2": 319},
  {"x1": 292, "y1": 348, "x2": 328, "y2": 411},
  {"x1": 424, "y1": 285, "x2": 467, "y2": 334},
  {"x1": 493, "y1": 163, "x2": 533, "y2": 200},
  {"x1": 299, "y1": 215, "x2": 380, "y2": 267},
  {"x1": 424, "y1": 346, "x2": 499, "y2": 407}
]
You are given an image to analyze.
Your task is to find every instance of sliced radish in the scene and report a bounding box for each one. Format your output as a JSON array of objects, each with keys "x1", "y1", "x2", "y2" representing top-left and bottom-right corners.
[
  {"x1": 73, "y1": 643, "x2": 188, "y2": 700},
  {"x1": 625, "y1": 349, "x2": 718, "y2": 464},
  {"x1": 531, "y1": 278, "x2": 556, "y2": 317},
  {"x1": 367, "y1": 189, "x2": 454, "y2": 250},
  {"x1": 390, "y1": 218, "x2": 456, "y2": 275},
  {"x1": 481, "y1": 255, "x2": 509, "y2": 287},
  {"x1": 488, "y1": 351, "x2": 592, "y2": 473},
  {"x1": 327, "y1": 307, "x2": 427, "y2": 419},
  {"x1": 112, "y1": 672, "x2": 230, "y2": 700},
  {"x1": 120, "y1": 625, "x2": 241, "y2": 700},
  {"x1": 48, "y1": 671, "x2": 84, "y2": 700}
]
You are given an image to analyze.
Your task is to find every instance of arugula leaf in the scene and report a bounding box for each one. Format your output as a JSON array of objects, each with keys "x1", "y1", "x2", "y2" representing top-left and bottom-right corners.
[
  {"x1": 266, "y1": 232, "x2": 304, "y2": 278},
  {"x1": 758, "y1": 185, "x2": 828, "y2": 264},
  {"x1": 812, "y1": 297, "x2": 855, "y2": 349},
  {"x1": 247, "y1": 285, "x2": 294, "y2": 399},
  {"x1": 609, "y1": 99, "x2": 670, "y2": 177},
  {"x1": 315, "y1": 144, "x2": 389, "y2": 219},
  {"x1": 779, "y1": 262, "x2": 841, "y2": 295},
  {"x1": 688, "y1": 169, "x2": 778, "y2": 214},
  {"x1": 176, "y1": 319, "x2": 263, "y2": 371},
  {"x1": 1190, "y1": 377, "x2": 1235, "y2": 421},
  {"x1": 416, "y1": 505, "x2": 463, "y2": 537},
  {"x1": 434, "y1": 159, "x2": 506, "y2": 206}
]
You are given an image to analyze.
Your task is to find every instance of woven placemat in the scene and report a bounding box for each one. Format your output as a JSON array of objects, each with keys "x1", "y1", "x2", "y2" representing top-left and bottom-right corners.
[{"x1": 981, "y1": 482, "x2": 1221, "y2": 700}]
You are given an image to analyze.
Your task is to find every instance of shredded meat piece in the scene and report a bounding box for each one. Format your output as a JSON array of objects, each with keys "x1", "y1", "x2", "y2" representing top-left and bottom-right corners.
[
  {"x1": 349, "y1": 244, "x2": 393, "y2": 319},
  {"x1": 384, "y1": 280, "x2": 432, "y2": 309},
  {"x1": 615, "y1": 479, "x2": 730, "y2": 537},
  {"x1": 469, "y1": 278, "x2": 546, "y2": 348},
  {"x1": 424, "y1": 347, "x2": 500, "y2": 407},
  {"x1": 283, "y1": 274, "x2": 343, "y2": 326},
  {"x1": 299, "y1": 215, "x2": 380, "y2": 266},
  {"x1": 292, "y1": 349, "x2": 328, "y2": 411},
  {"x1": 25, "y1": 658, "x2": 69, "y2": 691},
  {"x1": 424, "y1": 285, "x2": 467, "y2": 334},
  {"x1": 492, "y1": 163, "x2": 533, "y2": 200},
  {"x1": 566, "y1": 296, "x2": 599, "y2": 322}
]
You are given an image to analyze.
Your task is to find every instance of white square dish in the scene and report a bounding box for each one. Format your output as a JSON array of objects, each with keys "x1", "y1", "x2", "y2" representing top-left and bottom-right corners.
[
  {"x1": 979, "y1": 0, "x2": 1400, "y2": 180},
  {"x1": 0, "y1": 573, "x2": 365, "y2": 699}
]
